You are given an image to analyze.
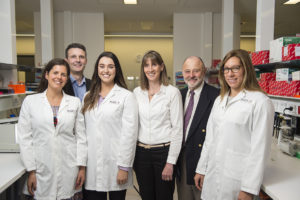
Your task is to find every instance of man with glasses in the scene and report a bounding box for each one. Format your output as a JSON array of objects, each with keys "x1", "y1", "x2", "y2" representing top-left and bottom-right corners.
[
  {"x1": 176, "y1": 56, "x2": 219, "y2": 200},
  {"x1": 63, "y1": 43, "x2": 91, "y2": 101}
]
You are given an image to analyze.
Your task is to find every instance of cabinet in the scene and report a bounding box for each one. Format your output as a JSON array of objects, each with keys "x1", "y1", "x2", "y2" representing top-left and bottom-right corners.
[{"x1": 0, "y1": 63, "x2": 36, "y2": 152}]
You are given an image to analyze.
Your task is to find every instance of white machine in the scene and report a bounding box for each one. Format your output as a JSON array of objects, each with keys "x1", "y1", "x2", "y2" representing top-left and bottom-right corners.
[
  {"x1": 0, "y1": 117, "x2": 19, "y2": 152},
  {"x1": 277, "y1": 115, "x2": 300, "y2": 156}
]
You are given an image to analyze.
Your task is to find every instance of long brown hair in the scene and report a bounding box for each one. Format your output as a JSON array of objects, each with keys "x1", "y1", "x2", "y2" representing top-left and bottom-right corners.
[
  {"x1": 218, "y1": 49, "x2": 264, "y2": 99},
  {"x1": 82, "y1": 52, "x2": 127, "y2": 114},
  {"x1": 140, "y1": 50, "x2": 169, "y2": 90},
  {"x1": 37, "y1": 58, "x2": 70, "y2": 93}
]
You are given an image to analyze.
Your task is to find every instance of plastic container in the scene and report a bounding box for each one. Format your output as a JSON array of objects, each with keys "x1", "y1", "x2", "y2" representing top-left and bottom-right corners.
[{"x1": 8, "y1": 82, "x2": 26, "y2": 93}]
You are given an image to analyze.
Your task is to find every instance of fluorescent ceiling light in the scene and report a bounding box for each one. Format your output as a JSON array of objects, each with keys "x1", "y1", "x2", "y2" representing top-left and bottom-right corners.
[
  {"x1": 240, "y1": 35, "x2": 256, "y2": 38},
  {"x1": 16, "y1": 34, "x2": 35, "y2": 37},
  {"x1": 284, "y1": 0, "x2": 300, "y2": 4},
  {"x1": 124, "y1": 0, "x2": 137, "y2": 4}
]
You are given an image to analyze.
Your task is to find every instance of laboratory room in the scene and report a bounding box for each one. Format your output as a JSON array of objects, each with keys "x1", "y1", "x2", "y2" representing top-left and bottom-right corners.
[{"x1": 0, "y1": 0, "x2": 300, "y2": 200}]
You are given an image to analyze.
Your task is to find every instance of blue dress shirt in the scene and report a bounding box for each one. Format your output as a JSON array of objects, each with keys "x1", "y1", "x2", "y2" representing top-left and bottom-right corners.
[{"x1": 70, "y1": 75, "x2": 87, "y2": 102}]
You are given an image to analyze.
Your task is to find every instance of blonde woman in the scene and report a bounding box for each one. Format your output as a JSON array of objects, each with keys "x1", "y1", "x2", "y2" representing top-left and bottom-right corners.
[{"x1": 194, "y1": 49, "x2": 274, "y2": 200}]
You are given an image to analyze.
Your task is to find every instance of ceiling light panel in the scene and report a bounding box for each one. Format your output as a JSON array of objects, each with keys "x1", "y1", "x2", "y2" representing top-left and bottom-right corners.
[
  {"x1": 124, "y1": 0, "x2": 137, "y2": 4},
  {"x1": 284, "y1": 0, "x2": 300, "y2": 4}
]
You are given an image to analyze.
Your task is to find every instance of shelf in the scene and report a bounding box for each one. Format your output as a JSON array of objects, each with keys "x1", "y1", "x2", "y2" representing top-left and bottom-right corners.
[
  {"x1": 268, "y1": 95, "x2": 300, "y2": 102},
  {"x1": 0, "y1": 63, "x2": 35, "y2": 72},
  {"x1": 254, "y1": 59, "x2": 300, "y2": 72},
  {"x1": 0, "y1": 91, "x2": 35, "y2": 112},
  {"x1": 0, "y1": 91, "x2": 35, "y2": 99}
]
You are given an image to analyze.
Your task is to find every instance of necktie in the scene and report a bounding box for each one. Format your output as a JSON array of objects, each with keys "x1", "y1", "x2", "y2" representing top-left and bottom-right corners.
[{"x1": 183, "y1": 91, "x2": 195, "y2": 142}]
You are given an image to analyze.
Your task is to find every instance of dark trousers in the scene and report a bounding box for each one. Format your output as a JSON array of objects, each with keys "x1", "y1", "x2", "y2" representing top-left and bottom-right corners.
[
  {"x1": 84, "y1": 189, "x2": 126, "y2": 200},
  {"x1": 133, "y1": 145, "x2": 175, "y2": 200}
]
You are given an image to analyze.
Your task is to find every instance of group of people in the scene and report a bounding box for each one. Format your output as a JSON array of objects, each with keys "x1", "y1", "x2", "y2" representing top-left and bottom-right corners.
[{"x1": 17, "y1": 43, "x2": 274, "y2": 200}]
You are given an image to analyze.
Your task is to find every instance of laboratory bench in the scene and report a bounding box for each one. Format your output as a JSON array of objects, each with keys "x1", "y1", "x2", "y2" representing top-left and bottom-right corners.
[
  {"x1": 0, "y1": 153, "x2": 25, "y2": 200},
  {"x1": 262, "y1": 142, "x2": 300, "y2": 200}
]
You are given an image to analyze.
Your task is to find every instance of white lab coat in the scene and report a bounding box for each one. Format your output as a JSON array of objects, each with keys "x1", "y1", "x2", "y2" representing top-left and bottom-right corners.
[
  {"x1": 84, "y1": 84, "x2": 138, "y2": 191},
  {"x1": 17, "y1": 91, "x2": 87, "y2": 200},
  {"x1": 196, "y1": 90, "x2": 274, "y2": 200}
]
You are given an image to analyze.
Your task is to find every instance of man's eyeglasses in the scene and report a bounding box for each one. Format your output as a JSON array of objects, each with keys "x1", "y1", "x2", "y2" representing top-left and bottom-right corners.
[{"x1": 223, "y1": 66, "x2": 241, "y2": 74}]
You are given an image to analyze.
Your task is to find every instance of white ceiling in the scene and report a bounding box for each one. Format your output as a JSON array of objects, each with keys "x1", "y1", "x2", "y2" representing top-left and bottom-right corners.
[{"x1": 15, "y1": 0, "x2": 300, "y2": 37}]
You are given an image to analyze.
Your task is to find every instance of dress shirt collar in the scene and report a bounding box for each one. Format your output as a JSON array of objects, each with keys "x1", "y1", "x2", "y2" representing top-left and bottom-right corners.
[
  {"x1": 141, "y1": 84, "x2": 168, "y2": 95},
  {"x1": 70, "y1": 74, "x2": 86, "y2": 86},
  {"x1": 187, "y1": 81, "x2": 204, "y2": 97}
]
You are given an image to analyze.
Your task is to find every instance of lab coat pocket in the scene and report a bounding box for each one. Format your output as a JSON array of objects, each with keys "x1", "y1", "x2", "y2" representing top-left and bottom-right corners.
[
  {"x1": 227, "y1": 108, "x2": 250, "y2": 125},
  {"x1": 224, "y1": 150, "x2": 246, "y2": 181}
]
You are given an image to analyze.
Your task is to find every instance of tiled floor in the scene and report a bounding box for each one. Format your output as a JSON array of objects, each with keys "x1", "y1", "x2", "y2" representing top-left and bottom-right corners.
[{"x1": 126, "y1": 173, "x2": 178, "y2": 200}]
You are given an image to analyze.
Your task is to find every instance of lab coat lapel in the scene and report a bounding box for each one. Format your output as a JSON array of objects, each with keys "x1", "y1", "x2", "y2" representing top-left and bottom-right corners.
[
  {"x1": 58, "y1": 92, "x2": 69, "y2": 113},
  {"x1": 96, "y1": 84, "x2": 120, "y2": 116},
  {"x1": 226, "y1": 90, "x2": 246, "y2": 107},
  {"x1": 40, "y1": 90, "x2": 56, "y2": 131}
]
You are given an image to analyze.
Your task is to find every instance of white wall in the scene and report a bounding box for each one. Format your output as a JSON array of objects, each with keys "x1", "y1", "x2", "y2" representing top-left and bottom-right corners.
[
  {"x1": 53, "y1": 11, "x2": 104, "y2": 79},
  {"x1": 213, "y1": 13, "x2": 222, "y2": 60},
  {"x1": 234, "y1": 13, "x2": 241, "y2": 50},
  {"x1": 0, "y1": 0, "x2": 16, "y2": 64},
  {"x1": 173, "y1": 13, "x2": 213, "y2": 83}
]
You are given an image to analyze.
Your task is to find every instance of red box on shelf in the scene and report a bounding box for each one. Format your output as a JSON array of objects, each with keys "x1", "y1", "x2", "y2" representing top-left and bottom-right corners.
[
  {"x1": 258, "y1": 80, "x2": 269, "y2": 93},
  {"x1": 282, "y1": 43, "x2": 300, "y2": 61},
  {"x1": 286, "y1": 81, "x2": 300, "y2": 96},
  {"x1": 260, "y1": 73, "x2": 276, "y2": 81},
  {"x1": 212, "y1": 59, "x2": 221, "y2": 69},
  {"x1": 251, "y1": 50, "x2": 269, "y2": 65},
  {"x1": 268, "y1": 81, "x2": 289, "y2": 96}
]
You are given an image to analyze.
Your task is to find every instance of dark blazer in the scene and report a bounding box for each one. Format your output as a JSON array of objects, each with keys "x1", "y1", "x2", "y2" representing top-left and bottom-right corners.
[
  {"x1": 179, "y1": 82, "x2": 219, "y2": 185},
  {"x1": 63, "y1": 77, "x2": 91, "y2": 96}
]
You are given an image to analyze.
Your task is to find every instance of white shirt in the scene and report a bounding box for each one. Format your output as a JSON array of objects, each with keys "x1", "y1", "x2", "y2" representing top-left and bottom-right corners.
[
  {"x1": 196, "y1": 90, "x2": 274, "y2": 199},
  {"x1": 184, "y1": 81, "x2": 204, "y2": 140},
  {"x1": 133, "y1": 84, "x2": 183, "y2": 164}
]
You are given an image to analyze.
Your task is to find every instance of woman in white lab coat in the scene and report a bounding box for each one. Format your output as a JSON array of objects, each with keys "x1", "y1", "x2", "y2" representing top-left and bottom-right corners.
[
  {"x1": 18, "y1": 58, "x2": 87, "y2": 200},
  {"x1": 133, "y1": 50, "x2": 183, "y2": 200},
  {"x1": 194, "y1": 49, "x2": 274, "y2": 200},
  {"x1": 82, "y1": 52, "x2": 138, "y2": 200}
]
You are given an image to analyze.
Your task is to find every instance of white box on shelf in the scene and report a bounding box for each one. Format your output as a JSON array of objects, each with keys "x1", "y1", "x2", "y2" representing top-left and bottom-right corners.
[
  {"x1": 276, "y1": 68, "x2": 291, "y2": 81},
  {"x1": 269, "y1": 37, "x2": 300, "y2": 63},
  {"x1": 292, "y1": 71, "x2": 300, "y2": 81}
]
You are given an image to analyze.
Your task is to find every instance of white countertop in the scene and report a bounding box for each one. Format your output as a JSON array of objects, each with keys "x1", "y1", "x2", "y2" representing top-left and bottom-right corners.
[
  {"x1": 0, "y1": 147, "x2": 299, "y2": 199},
  {"x1": 262, "y1": 143, "x2": 300, "y2": 200},
  {"x1": 0, "y1": 153, "x2": 25, "y2": 193}
]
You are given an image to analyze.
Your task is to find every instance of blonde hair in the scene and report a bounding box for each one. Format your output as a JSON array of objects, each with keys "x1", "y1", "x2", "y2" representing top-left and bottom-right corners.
[
  {"x1": 218, "y1": 49, "x2": 264, "y2": 99},
  {"x1": 140, "y1": 50, "x2": 169, "y2": 90}
]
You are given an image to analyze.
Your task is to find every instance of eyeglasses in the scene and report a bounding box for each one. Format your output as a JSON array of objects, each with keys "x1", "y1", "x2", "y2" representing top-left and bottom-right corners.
[{"x1": 223, "y1": 66, "x2": 241, "y2": 74}]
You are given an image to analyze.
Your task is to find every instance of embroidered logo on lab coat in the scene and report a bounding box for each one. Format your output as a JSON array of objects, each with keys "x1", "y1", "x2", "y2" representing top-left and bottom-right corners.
[
  {"x1": 241, "y1": 98, "x2": 253, "y2": 104},
  {"x1": 67, "y1": 109, "x2": 75, "y2": 112},
  {"x1": 109, "y1": 100, "x2": 120, "y2": 104}
]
